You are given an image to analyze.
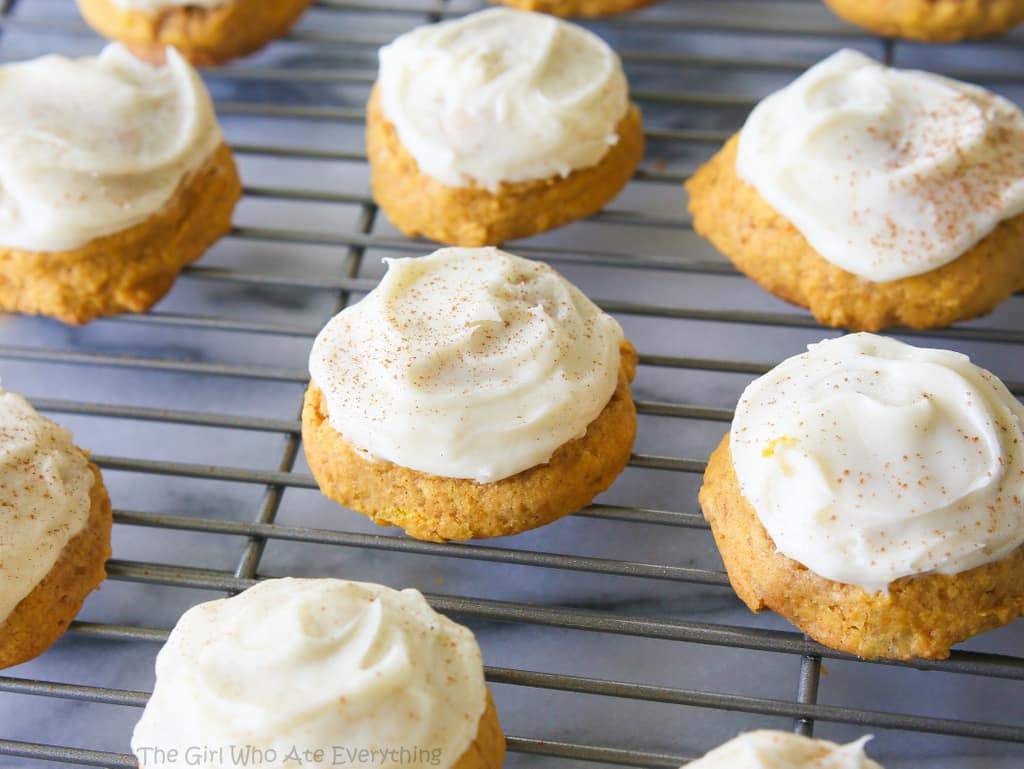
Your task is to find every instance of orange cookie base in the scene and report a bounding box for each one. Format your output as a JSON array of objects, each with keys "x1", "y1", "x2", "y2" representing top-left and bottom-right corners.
[
  {"x1": 0, "y1": 143, "x2": 241, "y2": 325},
  {"x1": 367, "y1": 86, "x2": 644, "y2": 247},
  {"x1": 699, "y1": 434, "x2": 1024, "y2": 660},
  {"x1": 302, "y1": 342, "x2": 638, "y2": 542},
  {"x1": 75, "y1": 0, "x2": 312, "y2": 65},
  {"x1": 492, "y1": 0, "x2": 659, "y2": 16},
  {"x1": 0, "y1": 461, "x2": 113, "y2": 669},
  {"x1": 685, "y1": 134, "x2": 1024, "y2": 332},
  {"x1": 452, "y1": 689, "x2": 506, "y2": 769},
  {"x1": 823, "y1": 0, "x2": 1024, "y2": 41}
]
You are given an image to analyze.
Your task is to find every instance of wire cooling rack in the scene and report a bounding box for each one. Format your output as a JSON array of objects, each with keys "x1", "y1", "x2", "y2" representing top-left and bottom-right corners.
[{"x1": 1, "y1": 1, "x2": 1023, "y2": 767}]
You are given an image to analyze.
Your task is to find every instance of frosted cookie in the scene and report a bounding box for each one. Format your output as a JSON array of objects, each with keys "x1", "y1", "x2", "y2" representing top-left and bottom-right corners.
[
  {"x1": 493, "y1": 0, "x2": 658, "y2": 17},
  {"x1": 0, "y1": 390, "x2": 112, "y2": 669},
  {"x1": 0, "y1": 44, "x2": 241, "y2": 325},
  {"x1": 367, "y1": 8, "x2": 644, "y2": 246},
  {"x1": 303, "y1": 247, "x2": 637, "y2": 542},
  {"x1": 686, "y1": 49, "x2": 1024, "y2": 332},
  {"x1": 700, "y1": 334, "x2": 1024, "y2": 660},
  {"x1": 823, "y1": 0, "x2": 1024, "y2": 41},
  {"x1": 687, "y1": 731, "x2": 883, "y2": 768},
  {"x1": 131, "y1": 578, "x2": 505, "y2": 769},
  {"x1": 76, "y1": 0, "x2": 313, "y2": 66}
]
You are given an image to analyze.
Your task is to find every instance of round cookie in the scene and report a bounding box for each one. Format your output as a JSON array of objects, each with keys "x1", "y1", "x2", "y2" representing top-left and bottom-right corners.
[
  {"x1": 131, "y1": 578, "x2": 506, "y2": 769},
  {"x1": 0, "y1": 392, "x2": 112, "y2": 669},
  {"x1": 0, "y1": 44, "x2": 241, "y2": 325},
  {"x1": 700, "y1": 334, "x2": 1024, "y2": 660},
  {"x1": 76, "y1": 0, "x2": 313, "y2": 66},
  {"x1": 823, "y1": 0, "x2": 1024, "y2": 41},
  {"x1": 303, "y1": 343, "x2": 637, "y2": 542},
  {"x1": 702, "y1": 435, "x2": 1024, "y2": 660},
  {"x1": 686, "y1": 134, "x2": 1024, "y2": 332},
  {"x1": 303, "y1": 247, "x2": 638, "y2": 542},
  {"x1": 492, "y1": 0, "x2": 659, "y2": 18},
  {"x1": 368, "y1": 8, "x2": 644, "y2": 247},
  {"x1": 686, "y1": 50, "x2": 1024, "y2": 332}
]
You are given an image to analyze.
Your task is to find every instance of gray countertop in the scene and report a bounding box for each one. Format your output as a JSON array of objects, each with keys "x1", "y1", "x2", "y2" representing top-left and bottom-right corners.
[{"x1": 0, "y1": 1, "x2": 1022, "y2": 767}]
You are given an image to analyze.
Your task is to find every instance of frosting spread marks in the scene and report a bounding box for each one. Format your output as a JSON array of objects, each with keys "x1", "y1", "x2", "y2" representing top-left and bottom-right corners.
[
  {"x1": 731, "y1": 333, "x2": 1024, "y2": 592},
  {"x1": 309, "y1": 247, "x2": 624, "y2": 483},
  {"x1": 377, "y1": 7, "x2": 629, "y2": 189},
  {"x1": 131, "y1": 578, "x2": 487, "y2": 769},
  {"x1": 0, "y1": 390, "x2": 94, "y2": 623},
  {"x1": 0, "y1": 43, "x2": 221, "y2": 252},
  {"x1": 737, "y1": 49, "x2": 1024, "y2": 282}
]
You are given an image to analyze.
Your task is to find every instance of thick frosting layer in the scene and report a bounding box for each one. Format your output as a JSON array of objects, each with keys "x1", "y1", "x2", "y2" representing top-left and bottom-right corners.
[
  {"x1": 0, "y1": 43, "x2": 221, "y2": 252},
  {"x1": 737, "y1": 49, "x2": 1024, "y2": 282},
  {"x1": 0, "y1": 390, "x2": 94, "y2": 623},
  {"x1": 731, "y1": 333, "x2": 1024, "y2": 593},
  {"x1": 131, "y1": 578, "x2": 487, "y2": 769},
  {"x1": 686, "y1": 731, "x2": 883, "y2": 769},
  {"x1": 109, "y1": 0, "x2": 226, "y2": 10},
  {"x1": 310, "y1": 247, "x2": 624, "y2": 482},
  {"x1": 377, "y1": 7, "x2": 629, "y2": 189}
]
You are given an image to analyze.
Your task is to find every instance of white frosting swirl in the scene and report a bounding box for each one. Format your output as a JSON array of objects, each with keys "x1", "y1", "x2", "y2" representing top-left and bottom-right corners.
[
  {"x1": 130, "y1": 578, "x2": 487, "y2": 769},
  {"x1": 377, "y1": 7, "x2": 629, "y2": 189},
  {"x1": 0, "y1": 43, "x2": 222, "y2": 252},
  {"x1": 309, "y1": 247, "x2": 624, "y2": 483},
  {"x1": 737, "y1": 49, "x2": 1024, "y2": 282},
  {"x1": 731, "y1": 333, "x2": 1024, "y2": 593},
  {"x1": 686, "y1": 731, "x2": 883, "y2": 769},
  {"x1": 109, "y1": 0, "x2": 226, "y2": 10},
  {"x1": 0, "y1": 390, "x2": 94, "y2": 624}
]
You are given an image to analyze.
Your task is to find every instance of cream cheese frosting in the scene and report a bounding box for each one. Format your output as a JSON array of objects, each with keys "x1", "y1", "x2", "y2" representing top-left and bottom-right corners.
[
  {"x1": 130, "y1": 578, "x2": 487, "y2": 769},
  {"x1": 736, "y1": 49, "x2": 1024, "y2": 282},
  {"x1": 0, "y1": 43, "x2": 222, "y2": 252},
  {"x1": 731, "y1": 333, "x2": 1024, "y2": 593},
  {"x1": 686, "y1": 731, "x2": 883, "y2": 769},
  {"x1": 309, "y1": 247, "x2": 625, "y2": 483},
  {"x1": 0, "y1": 390, "x2": 94, "y2": 624},
  {"x1": 377, "y1": 7, "x2": 629, "y2": 190}
]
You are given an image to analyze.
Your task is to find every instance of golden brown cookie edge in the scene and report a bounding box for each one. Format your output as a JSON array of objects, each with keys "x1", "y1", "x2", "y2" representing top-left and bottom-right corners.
[
  {"x1": 76, "y1": 0, "x2": 314, "y2": 65},
  {"x1": 699, "y1": 433, "x2": 1024, "y2": 660},
  {"x1": 685, "y1": 133, "x2": 1024, "y2": 331},
  {"x1": 0, "y1": 142, "x2": 241, "y2": 325},
  {"x1": 822, "y1": 0, "x2": 1024, "y2": 41},
  {"x1": 367, "y1": 85, "x2": 644, "y2": 247},
  {"x1": 302, "y1": 341, "x2": 638, "y2": 542},
  {"x1": 0, "y1": 459, "x2": 113, "y2": 670}
]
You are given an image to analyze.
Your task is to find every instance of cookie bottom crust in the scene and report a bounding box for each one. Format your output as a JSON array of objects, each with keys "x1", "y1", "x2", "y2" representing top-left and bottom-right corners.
[
  {"x1": 302, "y1": 342, "x2": 638, "y2": 542},
  {"x1": 76, "y1": 0, "x2": 313, "y2": 65},
  {"x1": 492, "y1": 0, "x2": 659, "y2": 17},
  {"x1": 367, "y1": 86, "x2": 645, "y2": 247},
  {"x1": 699, "y1": 434, "x2": 1024, "y2": 660},
  {"x1": 452, "y1": 689, "x2": 506, "y2": 769},
  {"x1": 0, "y1": 142, "x2": 241, "y2": 325},
  {"x1": 685, "y1": 134, "x2": 1024, "y2": 332},
  {"x1": 823, "y1": 0, "x2": 1024, "y2": 41},
  {"x1": 0, "y1": 460, "x2": 113, "y2": 669}
]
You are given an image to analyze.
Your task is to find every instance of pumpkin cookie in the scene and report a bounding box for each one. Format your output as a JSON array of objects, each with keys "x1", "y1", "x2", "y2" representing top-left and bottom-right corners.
[
  {"x1": 132, "y1": 578, "x2": 505, "y2": 769},
  {"x1": 0, "y1": 391, "x2": 112, "y2": 670},
  {"x1": 303, "y1": 247, "x2": 638, "y2": 542},
  {"x1": 369, "y1": 8, "x2": 644, "y2": 246},
  {"x1": 823, "y1": 0, "x2": 1024, "y2": 41},
  {"x1": 493, "y1": 0, "x2": 659, "y2": 18},
  {"x1": 76, "y1": 0, "x2": 313, "y2": 66},
  {"x1": 700, "y1": 334, "x2": 1024, "y2": 660},
  {"x1": 686, "y1": 50, "x2": 1024, "y2": 332},
  {"x1": 0, "y1": 44, "x2": 241, "y2": 325}
]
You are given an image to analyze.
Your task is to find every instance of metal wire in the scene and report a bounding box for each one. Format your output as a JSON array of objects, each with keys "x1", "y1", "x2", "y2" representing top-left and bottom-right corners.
[{"x1": 1, "y1": 0, "x2": 1024, "y2": 767}]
